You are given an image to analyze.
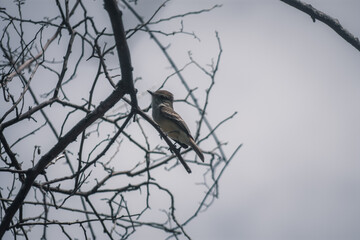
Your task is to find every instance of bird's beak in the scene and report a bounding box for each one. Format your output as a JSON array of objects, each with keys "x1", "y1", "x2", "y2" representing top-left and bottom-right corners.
[{"x1": 147, "y1": 90, "x2": 154, "y2": 95}]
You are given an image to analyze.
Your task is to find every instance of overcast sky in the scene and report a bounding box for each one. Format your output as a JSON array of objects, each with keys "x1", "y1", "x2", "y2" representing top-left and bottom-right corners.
[
  {"x1": 2, "y1": 0, "x2": 360, "y2": 239},
  {"x1": 174, "y1": 1, "x2": 360, "y2": 240}
]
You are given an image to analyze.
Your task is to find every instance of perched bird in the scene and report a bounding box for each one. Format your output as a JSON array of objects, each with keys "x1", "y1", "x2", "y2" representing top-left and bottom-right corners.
[{"x1": 148, "y1": 89, "x2": 204, "y2": 162}]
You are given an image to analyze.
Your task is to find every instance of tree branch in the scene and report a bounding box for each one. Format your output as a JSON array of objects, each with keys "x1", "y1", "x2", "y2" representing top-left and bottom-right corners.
[
  {"x1": 104, "y1": 0, "x2": 137, "y2": 106},
  {"x1": 280, "y1": 0, "x2": 360, "y2": 52}
]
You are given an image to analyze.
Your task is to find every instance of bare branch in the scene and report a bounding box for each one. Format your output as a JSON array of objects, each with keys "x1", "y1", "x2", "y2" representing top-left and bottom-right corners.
[{"x1": 280, "y1": 0, "x2": 360, "y2": 51}]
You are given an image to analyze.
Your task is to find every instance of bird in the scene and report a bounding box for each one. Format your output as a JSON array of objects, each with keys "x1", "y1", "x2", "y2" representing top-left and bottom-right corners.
[{"x1": 148, "y1": 89, "x2": 204, "y2": 162}]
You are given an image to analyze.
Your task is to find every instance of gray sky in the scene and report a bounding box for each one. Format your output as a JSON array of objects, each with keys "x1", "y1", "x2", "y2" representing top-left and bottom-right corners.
[
  {"x1": 173, "y1": 1, "x2": 360, "y2": 239},
  {"x1": 1, "y1": 0, "x2": 360, "y2": 239}
]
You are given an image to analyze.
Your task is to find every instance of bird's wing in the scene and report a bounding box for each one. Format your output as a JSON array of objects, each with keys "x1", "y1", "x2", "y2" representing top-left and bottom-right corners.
[{"x1": 160, "y1": 105, "x2": 192, "y2": 137}]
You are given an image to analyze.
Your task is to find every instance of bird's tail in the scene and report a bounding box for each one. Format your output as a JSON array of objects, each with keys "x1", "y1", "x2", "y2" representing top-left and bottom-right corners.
[{"x1": 188, "y1": 138, "x2": 204, "y2": 162}]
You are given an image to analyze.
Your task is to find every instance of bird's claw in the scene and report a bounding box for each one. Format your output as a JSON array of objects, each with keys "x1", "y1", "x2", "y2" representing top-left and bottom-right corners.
[{"x1": 169, "y1": 143, "x2": 182, "y2": 153}]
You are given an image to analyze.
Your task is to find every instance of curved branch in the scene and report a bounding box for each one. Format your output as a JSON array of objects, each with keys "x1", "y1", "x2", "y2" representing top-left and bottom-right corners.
[
  {"x1": 280, "y1": 0, "x2": 360, "y2": 52},
  {"x1": 104, "y1": 0, "x2": 137, "y2": 106}
]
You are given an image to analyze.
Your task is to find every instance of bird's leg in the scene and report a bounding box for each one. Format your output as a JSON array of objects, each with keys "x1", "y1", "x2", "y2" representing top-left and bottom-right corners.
[
  {"x1": 175, "y1": 143, "x2": 182, "y2": 152},
  {"x1": 168, "y1": 142, "x2": 181, "y2": 153}
]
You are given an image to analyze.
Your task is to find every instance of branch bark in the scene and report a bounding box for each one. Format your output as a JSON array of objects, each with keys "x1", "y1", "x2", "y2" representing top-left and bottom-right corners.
[
  {"x1": 280, "y1": 0, "x2": 360, "y2": 52},
  {"x1": 104, "y1": 0, "x2": 137, "y2": 106}
]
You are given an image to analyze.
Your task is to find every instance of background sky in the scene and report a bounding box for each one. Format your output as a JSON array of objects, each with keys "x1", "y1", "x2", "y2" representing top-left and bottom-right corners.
[
  {"x1": 180, "y1": 1, "x2": 360, "y2": 239},
  {"x1": 2, "y1": 0, "x2": 360, "y2": 240},
  {"x1": 147, "y1": 1, "x2": 360, "y2": 239}
]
